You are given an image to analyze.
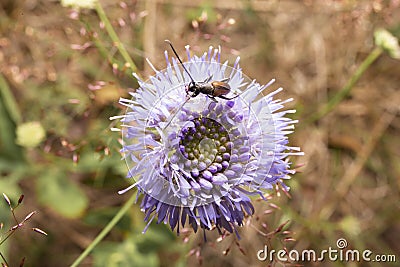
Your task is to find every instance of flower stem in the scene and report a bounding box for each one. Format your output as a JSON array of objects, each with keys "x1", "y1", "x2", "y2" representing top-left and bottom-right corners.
[
  {"x1": 94, "y1": 2, "x2": 137, "y2": 73},
  {"x1": 308, "y1": 47, "x2": 383, "y2": 123},
  {"x1": 69, "y1": 192, "x2": 137, "y2": 267},
  {"x1": 0, "y1": 229, "x2": 17, "y2": 247},
  {"x1": 0, "y1": 252, "x2": 10, "y2": 267}
]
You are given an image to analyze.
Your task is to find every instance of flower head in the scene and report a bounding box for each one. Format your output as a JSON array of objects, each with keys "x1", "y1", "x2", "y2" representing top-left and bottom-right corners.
[
  {"x1": 61, "y1": 0, "x2": 97, "y2": 9},
  {"x1": 113, "y1": 44, "x2": 302, "y2": 237},
  {"x1": 374, "y1": 28, "x2": 400, "y2": 59},
  {"x1": 16, "y1": 121, "x2": 46, "y2": 148}
]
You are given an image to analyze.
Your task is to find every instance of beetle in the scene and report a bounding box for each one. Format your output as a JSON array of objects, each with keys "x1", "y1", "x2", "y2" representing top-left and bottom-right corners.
[
  {"x1": 165, "y1": 40, "x2": 239, "y2": 102},
  {"x1": 162, "y1": 40, "x2": 240, "y2": 129}
]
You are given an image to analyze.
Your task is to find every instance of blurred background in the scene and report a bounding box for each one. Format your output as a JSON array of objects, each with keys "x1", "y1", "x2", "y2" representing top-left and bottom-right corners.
[{"x1": 0, "y1": 0, "x2": 399, "y2": 266}]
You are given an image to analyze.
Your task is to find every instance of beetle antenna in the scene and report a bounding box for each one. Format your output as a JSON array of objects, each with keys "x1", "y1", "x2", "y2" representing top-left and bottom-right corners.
[{"x1": 165, "y1": 40, "x2": 195, "y2": 83}]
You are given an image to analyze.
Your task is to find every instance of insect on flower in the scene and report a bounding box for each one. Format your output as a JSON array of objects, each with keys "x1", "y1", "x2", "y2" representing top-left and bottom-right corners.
[
  {"x1": 163, "y1": 40, "x2": 240, "y2": 128},
  {"x1": 165, "y1": 40, "x2": 239, "y2": 102}
]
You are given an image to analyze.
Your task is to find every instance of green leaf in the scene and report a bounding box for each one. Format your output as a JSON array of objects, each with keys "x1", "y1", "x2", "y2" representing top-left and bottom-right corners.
[
  {"x1": 0, "y1": 176, "x2": 23, "y2": 234},
  {"x1": 36, "y1": 169, "x2": 89, "y2": 218},
  {"x1": 0, "y1": 179, "x2": 22, "y2": 203},
  {"x1": 0, "y1": 162, "x2": 25, "y2": 208},
  {"x1": 0, "y1": 75, "x2": 23, "y2": 161},
  {"x1": 93, "y1": 237, "x2": 159, "y2": 267},
  {"x1": 0, "y1": 74, "x2": 21, "y2": 124}
]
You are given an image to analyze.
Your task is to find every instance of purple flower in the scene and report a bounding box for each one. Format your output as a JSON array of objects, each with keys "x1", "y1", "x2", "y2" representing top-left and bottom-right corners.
[{"x1": 112, "y1": 44, "x2": 302, "y2": 237}]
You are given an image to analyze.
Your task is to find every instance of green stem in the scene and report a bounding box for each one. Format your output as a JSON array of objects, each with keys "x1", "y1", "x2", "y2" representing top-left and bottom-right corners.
[
  {"x1": 0, "y1": 251, "x2": 10, "y2": 267},
  {"x1": 69, "y1": 192, "x2": 137, "y2": 267},
  {"x1": 82, "y1": 20, "x2": 118, "y2": 65},
  {"x1": 94, "y1": 2, "x2": 137, "y2": 73},
  {"x1": 0, "y1": 229, "x2": 16, "y2": 247},
  {"x1": 308, "y1": 47, "x2": 383, "y2": 123}
]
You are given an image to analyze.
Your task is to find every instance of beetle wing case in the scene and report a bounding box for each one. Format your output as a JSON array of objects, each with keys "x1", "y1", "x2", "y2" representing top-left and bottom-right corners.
[{"x1": 211, "y1": 81, "x2": 231, "y2": 96}]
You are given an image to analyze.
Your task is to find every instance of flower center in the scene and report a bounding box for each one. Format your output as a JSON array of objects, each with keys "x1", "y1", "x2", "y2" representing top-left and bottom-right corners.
[{"x1": 178, "y1": 117, "x2": 232, "y2": 181}]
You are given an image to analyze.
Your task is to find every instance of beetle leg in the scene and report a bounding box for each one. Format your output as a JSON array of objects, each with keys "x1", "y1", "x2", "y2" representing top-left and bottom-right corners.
[
  {"x1": 204, "y1": 76, "x2": 212, "y2": 83},
  {"x1": 209, "y1": 96, "x2": 218, "y2": 102},
  {"x1": 217, "y1": 94, "x2": 240, "y2": 100}
]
